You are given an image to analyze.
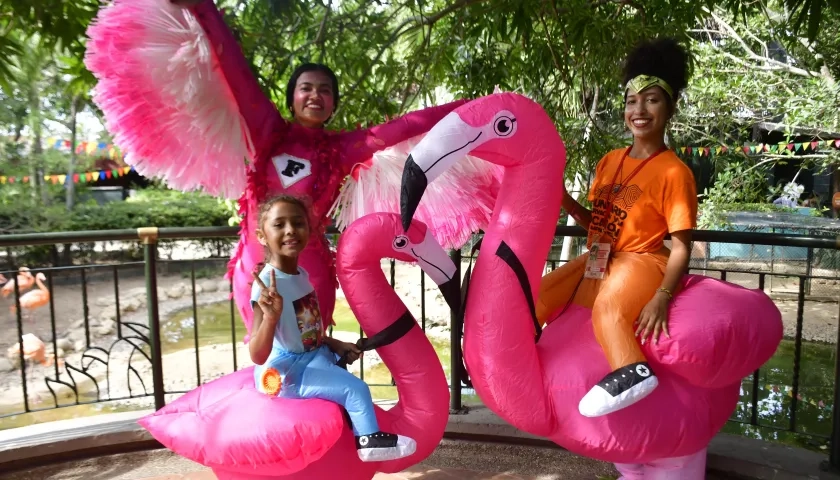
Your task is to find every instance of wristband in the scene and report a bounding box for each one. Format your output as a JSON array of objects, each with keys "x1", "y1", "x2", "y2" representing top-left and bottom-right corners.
[{"x1": 656, "y1": 287, "x2": 673, "y2": 300}]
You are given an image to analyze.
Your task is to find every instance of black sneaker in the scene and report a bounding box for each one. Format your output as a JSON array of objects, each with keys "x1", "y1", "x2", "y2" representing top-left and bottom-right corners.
[
  {"x1": 578, "y1": 362, "x2": 659, "y2": 417},
  {"x1": 355, "y1": 431, "x2": 417, "y2": 462}
]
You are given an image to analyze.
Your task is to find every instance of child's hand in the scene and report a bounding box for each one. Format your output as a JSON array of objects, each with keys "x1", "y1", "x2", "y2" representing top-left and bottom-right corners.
[
  {"x1": 334, "y1": 341, "x2": 363, "y2": 364},
  {"x1": 253, "y1": 272, "x2": 283, "y2": 324}
]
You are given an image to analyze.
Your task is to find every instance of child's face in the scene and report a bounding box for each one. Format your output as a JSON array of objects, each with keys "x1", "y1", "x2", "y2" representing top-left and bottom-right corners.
[{"x1": 257, "y1": 202, "x2": 310, "y2": 258}]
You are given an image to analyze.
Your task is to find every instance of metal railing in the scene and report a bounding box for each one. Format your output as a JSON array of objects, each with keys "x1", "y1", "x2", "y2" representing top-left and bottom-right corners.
[{"x1": 0, "y1": 226, "x2": 839, "y2": 469}]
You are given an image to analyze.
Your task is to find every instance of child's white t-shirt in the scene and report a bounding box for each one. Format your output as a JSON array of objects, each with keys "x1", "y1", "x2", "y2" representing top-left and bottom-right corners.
[{"x1": 250, "y1": 264, "x2": 324, "y2": 354}]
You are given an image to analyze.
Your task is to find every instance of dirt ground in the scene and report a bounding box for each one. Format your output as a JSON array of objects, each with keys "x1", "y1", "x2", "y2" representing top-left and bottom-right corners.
[{"x1": 0, "y1": 272, "x2": 195, "y2": 354}]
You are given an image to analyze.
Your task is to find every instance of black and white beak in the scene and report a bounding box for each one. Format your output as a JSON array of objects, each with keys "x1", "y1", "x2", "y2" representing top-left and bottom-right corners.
[
  {"x1": 400, "y1": 109, "x2": 517, "y2": 232},
  {"x1": 392, "y1": 228, "x2": 460, "y2": 311}
]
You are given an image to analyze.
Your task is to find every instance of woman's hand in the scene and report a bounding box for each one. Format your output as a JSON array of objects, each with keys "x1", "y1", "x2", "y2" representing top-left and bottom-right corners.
[
  {"x1": 635, "y1": 291, "x2": 671, "y2": 345},
  {"x1": 253, "y1": 272, "x2": 283, "y2": 324}
]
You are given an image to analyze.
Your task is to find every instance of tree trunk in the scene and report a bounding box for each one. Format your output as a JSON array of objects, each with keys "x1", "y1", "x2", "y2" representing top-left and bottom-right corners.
[
  {"x1": 66, "y1": 94, "x2": 80, "y2": 210},
  {"x1": 832, "y1": 163, "x2": 840, "y2": 219},
  {"x1": 560, "y1": 86, "x2": 599, "y2": 261}
]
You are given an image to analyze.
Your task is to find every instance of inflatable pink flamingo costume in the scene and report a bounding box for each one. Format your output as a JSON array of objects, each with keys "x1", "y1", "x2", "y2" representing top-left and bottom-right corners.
[
  {"x1": 139, "y1": 212, "x2": 460, "y2": 479},
  {"x1": 399, "y1": 93, "x2": 783, "y2": 478}
]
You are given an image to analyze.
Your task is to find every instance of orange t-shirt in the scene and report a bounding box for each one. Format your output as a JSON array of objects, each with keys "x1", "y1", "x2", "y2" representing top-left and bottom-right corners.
[{"x1": 586, "y1": 148, "x2": 698, "y2": 253}]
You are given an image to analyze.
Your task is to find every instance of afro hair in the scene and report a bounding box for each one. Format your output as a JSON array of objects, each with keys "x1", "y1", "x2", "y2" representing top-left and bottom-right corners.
[{"x1": 622, "y1": 37, "x2": 691, "y2": 100}]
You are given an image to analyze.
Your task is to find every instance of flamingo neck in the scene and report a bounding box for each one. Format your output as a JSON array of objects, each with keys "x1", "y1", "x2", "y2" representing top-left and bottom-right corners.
[
  {"x1": 338, "y1": 256, "x2": 445, "y2": 427},
  {"x1": 461, "y1": 148, "x2": 565, "y2": 436}
]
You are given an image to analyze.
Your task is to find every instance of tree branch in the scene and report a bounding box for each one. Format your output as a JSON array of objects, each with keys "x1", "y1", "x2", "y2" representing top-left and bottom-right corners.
[
  {"x1": 707, "y1": 9, "x2": 823, "y2": 78},
  {"x1": 343, "y1": 0, "x2": 490, "y2": 101}
]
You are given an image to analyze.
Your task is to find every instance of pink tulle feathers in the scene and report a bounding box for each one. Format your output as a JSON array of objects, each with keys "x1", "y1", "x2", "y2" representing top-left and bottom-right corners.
[{"x1": 85, "y1": 0, "x2": 252, "y2": 199}]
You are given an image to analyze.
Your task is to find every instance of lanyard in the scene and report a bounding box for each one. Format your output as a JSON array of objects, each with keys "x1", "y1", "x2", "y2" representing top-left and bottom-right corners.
[{"x1": 598, "y1": 145, "x2": 668, "y2": 229}]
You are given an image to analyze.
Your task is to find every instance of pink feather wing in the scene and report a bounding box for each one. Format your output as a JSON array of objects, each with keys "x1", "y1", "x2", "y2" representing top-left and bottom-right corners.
[
  {"x1": 329, "y1": 133, "x2": 502, "y2": 250},
  {"x1": 85, "y1": 0, "x2": 251, "y2": 199}
]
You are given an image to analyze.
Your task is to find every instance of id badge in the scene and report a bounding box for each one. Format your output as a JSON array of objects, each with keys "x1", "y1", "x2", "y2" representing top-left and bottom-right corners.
[{"x1": 584, "y1": 235, "x2": 611, "y2": 280}]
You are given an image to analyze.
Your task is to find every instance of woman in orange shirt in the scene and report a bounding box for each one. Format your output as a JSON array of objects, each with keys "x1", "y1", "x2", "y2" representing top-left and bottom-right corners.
[{"x1": 536, "y1": 38, "x2": 697, "y2": 418}]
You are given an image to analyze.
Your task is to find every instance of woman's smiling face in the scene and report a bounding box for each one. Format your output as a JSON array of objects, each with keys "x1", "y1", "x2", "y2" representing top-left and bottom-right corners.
[
  {"x1": 624, "y1": 86, "x2": 671, "y2": 143},
  {"x1": 292, "y1": 71, "x2": 335, "y2": 128}
]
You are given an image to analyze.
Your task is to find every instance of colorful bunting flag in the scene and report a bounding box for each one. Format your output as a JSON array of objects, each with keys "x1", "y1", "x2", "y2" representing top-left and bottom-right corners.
[
  {"x1": 0, "y1": 167, "x2": 136, "y2": 187},
  {"x1": 673, "y1": 138, "x2": 840, "y2": 158}
]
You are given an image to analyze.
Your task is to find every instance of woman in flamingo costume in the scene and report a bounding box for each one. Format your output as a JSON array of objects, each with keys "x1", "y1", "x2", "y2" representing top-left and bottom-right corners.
[
  {"x1": 84, "y1": 0, "x2": 498, "y2": 337},
  {"x1": 140, "y1": 212, "x2": 460, "y2": 479},
  {"x1": 399, "y1": 93, "x2": 783, "y2": 478}
]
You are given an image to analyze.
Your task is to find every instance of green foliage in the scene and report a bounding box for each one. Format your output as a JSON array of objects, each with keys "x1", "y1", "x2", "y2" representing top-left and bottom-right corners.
[
  {"x1": 1, "y1": 187, "x2": 234, "y2": 267},
  {"x1": 697, "y1": 161, "x2": 785, "y2": 229},
  {"x1": 0, "y1": 187, "x2": 231, "y2": 235}
]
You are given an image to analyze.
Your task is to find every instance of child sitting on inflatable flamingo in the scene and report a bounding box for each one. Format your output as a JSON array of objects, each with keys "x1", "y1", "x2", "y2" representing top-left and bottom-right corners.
[{"x1": 249, "y1": 194, "x2": 416, "y2": 462}]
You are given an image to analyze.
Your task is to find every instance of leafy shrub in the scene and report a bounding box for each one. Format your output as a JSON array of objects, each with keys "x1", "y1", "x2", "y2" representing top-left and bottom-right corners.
[{"x1": 2, "y1": 187, "x2": 236, "y2": 268}]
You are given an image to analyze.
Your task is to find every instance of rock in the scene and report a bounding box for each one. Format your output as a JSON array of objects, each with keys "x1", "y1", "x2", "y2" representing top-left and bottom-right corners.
[
  {"x1": 167, "y1": 283, "x2": 187, "y2": 299},
  {"x1": 56, "y1": 338, "x2": 73, "y2": 352},
  {"x1": 200, "y1": 280, "x2": 219, "y2": 293},
  {"x1": 193, "y1": 284, "x2": 204, "y2": 295},
  {"x1": 67, "y1": 329, "x2": 87, "y2": 345},
  {"x1": 216, "y1": 280, "x2": 230, "y2": 293},
  {"x1": 74, "y1": 341, "x2": 86, "y2": 353},
  {"x1": 0, "y1": 358, "x2": 14, "y2": 372},
  {"x1": 156, "y1": 287, "x2": 168, "y2": 301},
  {"x1": 70, "y1": 319, "x2": 85, "y2": 329},
  {"x1": 99, "y1": 305, "x2": 117, "y2": 322},
  {"x1": 120, "y1": 297, "x2": 141, "y2": 313},
  {"x1": 97, "y1": 320, "x2": 116, "y2": 337},
  {"x1": 95, "y1": 297, "x2": 111, "y2": 308},
  {"x1": 126, "y1": 287, "x2": 147, "y2": 298},
  {"x1": 54, "y1": 348, "x2": 65, "y2": 359}
]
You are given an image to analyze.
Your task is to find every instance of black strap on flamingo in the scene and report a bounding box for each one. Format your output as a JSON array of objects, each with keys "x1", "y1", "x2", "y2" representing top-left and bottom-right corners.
[
  {"x1": 495, "y1": 241, "x2": 543, "y2": 343},
  {"x1": 335, "y1": 309, "x2": 416, "y2": 369}
]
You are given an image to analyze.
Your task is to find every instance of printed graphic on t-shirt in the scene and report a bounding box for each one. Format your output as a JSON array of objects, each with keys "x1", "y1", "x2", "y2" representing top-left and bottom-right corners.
[
  {"x1": 293, "y1": 292, "x2": 323, "y2": 351},
  {"x1": 590, "y1": 183, "x2": 643, "y2": 245}
]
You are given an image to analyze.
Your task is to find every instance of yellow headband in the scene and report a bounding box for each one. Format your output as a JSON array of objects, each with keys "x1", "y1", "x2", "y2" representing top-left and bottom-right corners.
[{"x1": 625, "y1": 75, "x2": 674, "y2": 99}]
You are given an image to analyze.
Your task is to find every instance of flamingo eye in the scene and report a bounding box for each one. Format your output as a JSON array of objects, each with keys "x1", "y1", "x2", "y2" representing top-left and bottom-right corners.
[
  {"x1": 493, "y1": 114, "x2": 517, "y2": 137},
  {"x1": 393, "y1": 235, "x2": 409, "y2": 250}
]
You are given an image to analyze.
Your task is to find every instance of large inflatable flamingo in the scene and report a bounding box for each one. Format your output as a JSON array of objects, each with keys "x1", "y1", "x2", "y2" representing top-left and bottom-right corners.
[
  {"x1": 140, "y1": 213, "x2": 459, "y2": 479},
  {"x1": 399, "y1": 93, "x2": 783, "y2": 474}
]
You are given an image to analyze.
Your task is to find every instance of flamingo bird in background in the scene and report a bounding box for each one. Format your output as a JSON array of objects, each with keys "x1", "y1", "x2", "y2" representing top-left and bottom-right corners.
[
  {"x1": 9, "y1": 272, "x2": 50, "y2": 322},
  {"x1": 6, "y1": 333, "x2": 64, "y2": 377},
  {"x1": 1, "y1": 267, "x2": 36, "y2": 298}
]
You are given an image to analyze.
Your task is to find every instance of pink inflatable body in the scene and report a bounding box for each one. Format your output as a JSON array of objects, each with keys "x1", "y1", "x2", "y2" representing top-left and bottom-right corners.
[
  {"x1": 84, "y1": 0, "x2": 499, "y2": 341},
  {"x1": 139, "y1": 213, "x2": 457, "y2": 479},
  {"x1": 399, "y1": 93, "x2": 783, "y2": 471}
]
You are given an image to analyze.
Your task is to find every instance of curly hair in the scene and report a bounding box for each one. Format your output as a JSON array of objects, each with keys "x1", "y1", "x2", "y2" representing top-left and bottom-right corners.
[
  {"x1": 257, "y1": 194, "x2": 310, "y2": 230},
  {"x1": 622, "y1": 37, "x2": 692, "y2": 102}
]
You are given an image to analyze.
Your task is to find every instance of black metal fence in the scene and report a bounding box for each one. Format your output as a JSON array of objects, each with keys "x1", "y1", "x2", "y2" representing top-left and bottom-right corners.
[{"x1": 0, "y1": 226, "x2": 838, "y2": 469}]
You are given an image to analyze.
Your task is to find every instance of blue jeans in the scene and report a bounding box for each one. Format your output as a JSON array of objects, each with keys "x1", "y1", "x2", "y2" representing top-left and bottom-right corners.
[{"x1": 254, "y1": 344, "x2": 379, "y2": 436}]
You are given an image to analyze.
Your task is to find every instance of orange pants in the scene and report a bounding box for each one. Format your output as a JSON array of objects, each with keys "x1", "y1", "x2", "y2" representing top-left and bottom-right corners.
[{"x1": 536, "y1": 249, "x2": 669, "y2": 370}]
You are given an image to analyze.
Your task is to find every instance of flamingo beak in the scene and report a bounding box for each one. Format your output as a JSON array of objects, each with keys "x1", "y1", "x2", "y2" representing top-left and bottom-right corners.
[
  {"x1": 400, "y1": 108, "x2": 517, "y2": 231},
  {"x1": 409, "y1": 228, "x2": 460, "y2": 311},
  {"x1": 400, "y1": 112, "x2": 485, "y2": 231}
]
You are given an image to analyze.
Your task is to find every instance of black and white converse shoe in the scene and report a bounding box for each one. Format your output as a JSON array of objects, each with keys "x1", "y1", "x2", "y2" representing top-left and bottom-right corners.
[
  {"x1": 578, "y1": 362, "x2": 659, "y2": 417},
  {"x1": 355, "y1": 431, "x2": 417, "y2": 462}
]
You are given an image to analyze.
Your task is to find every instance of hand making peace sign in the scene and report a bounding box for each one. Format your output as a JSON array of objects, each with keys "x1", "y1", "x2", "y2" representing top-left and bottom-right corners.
[{"x1": 253, "y1": 271, "x2": 284, "y2": 323}]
